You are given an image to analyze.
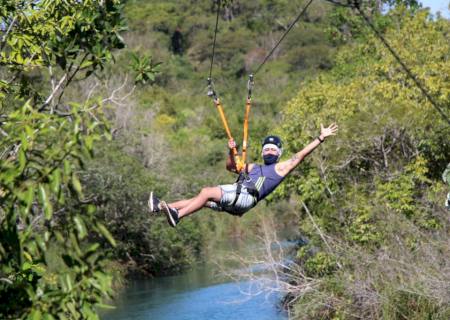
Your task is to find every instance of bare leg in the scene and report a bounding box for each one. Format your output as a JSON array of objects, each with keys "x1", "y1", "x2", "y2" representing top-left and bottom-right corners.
[
  {"x1": 177, "y1": 187, "x2": 222, "y2": 219},
  {"x1": 168, "y1": 197, "x2": 196, "y2": 210},
  {"x1": 169, "y1": 196, "x2": 218, "y2": 211}
]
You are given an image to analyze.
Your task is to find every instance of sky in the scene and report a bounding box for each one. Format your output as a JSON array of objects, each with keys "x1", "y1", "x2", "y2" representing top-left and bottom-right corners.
[{"x1": 419, "y1": 0, "x2": 450, "y2": 18}]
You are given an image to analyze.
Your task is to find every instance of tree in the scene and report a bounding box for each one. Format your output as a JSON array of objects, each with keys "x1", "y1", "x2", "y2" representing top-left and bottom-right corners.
[
  {"x1": 277, "y1": 7, "x2": 450, "y2": 318},
  {"x1": 0, "y1": 1, "x2": 126, "y2": 318}
]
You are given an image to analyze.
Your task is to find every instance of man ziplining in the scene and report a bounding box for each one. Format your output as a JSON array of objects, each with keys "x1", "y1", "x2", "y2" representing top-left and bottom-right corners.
[
  {"x1": 147, "y1": 0, "x2": 450, "y2": 227},
  {"x1": 146, "y1": 0, "x2": 342, "y2": 228},
  {"x1": 149, "y1": 123, "x2": 338, "y2": 227}
]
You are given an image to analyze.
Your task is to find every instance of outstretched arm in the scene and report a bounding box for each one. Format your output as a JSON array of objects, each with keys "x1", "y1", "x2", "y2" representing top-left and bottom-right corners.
[{"x1": 276, "y1": 123, "x2": 338, "y2": 177}]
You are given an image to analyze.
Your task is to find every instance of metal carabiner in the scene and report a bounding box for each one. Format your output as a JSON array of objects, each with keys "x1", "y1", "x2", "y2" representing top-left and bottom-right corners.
[
  {"x1": 207, "y1": 77, "x2": 218, "y2": 100},
  {"x1": 247, "y1": 74, "x2": 254, "y2": 99}
]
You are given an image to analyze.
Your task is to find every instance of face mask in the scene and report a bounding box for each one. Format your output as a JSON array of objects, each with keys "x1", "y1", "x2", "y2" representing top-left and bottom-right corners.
[{"x1": 263, "y1": 154, "x2": 279, "y2": 165}]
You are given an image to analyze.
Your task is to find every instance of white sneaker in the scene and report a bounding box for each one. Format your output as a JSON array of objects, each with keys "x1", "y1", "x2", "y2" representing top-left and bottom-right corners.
[{"x1": 148, "y1": 191, "x2": 161, "y2": 213}]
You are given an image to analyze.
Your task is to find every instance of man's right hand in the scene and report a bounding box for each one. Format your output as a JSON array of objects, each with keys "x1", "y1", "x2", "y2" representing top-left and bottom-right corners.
[{"x1": 228, "y1": 138, "x2": 236, "y2": 150}]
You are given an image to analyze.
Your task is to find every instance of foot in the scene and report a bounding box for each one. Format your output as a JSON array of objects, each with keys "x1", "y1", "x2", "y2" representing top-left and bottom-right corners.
[
  {"x1": 161, "y1": 201, "x2": 180, "y2": 227},
  {"x1": 148, "y1": 191, "x2": 161, "y2": 213}
]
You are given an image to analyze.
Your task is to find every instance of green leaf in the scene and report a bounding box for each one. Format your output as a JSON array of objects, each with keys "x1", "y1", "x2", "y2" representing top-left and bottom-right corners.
[
  {"x1": 38, "y1": 184, "x2": 53, "y2": 219},
  {"x1": 96, "y1": 223, "x2": 116, "y2": 247},
  {"x1": 71, "y1": 173, "x2": 83, "y2": 196},
  {"x1": 95, "y1": 303, "x2": 116, "y2": 310},
  {"x1": 85, "y1": 135, "x2": 94, "y2": 151},
  {"x1": 64, "y1": 274, "x2": 73, "y2": 292},
  {"x1": 66, "y1": 302, "x2": 77, "y2": 317},
  {"x1": 85, "y1": 243, "x2": 100, "y2": 254},
  {"x1": 63, "y1": 159, "x2": 72, "y2": 176},
  {"x1": 20, "y1": 131, "x2": 29, "y2": 150},
  {"x1": 23, "y1": 251, "x2": 33, "y2": 262},
  {"x1": 22, "y1": 261, "x2": 32, "y2": 271},
  {"x1": 74, "y1": 215, "x2": 87, "y2": 240},
  {"x1": 18, "y1": 148, "x2": 26, "y2": 172},
  {"x1": 17, "y1": 186, "x2": 34, "y2": 214},
  {"x1": 35, "y1": 235, "x2": 47, "y2": 252},
  {"x1": 69, "y1": 232, "x2": 83, "y2": 257},
  {"x1": 31, "y1": 263, "x2": 46, "y2": 276},
  {"x1": 80, "y1": 60, "x2": 94, "y2": 69},
  {"x1": 28, "y1": 309, "x2": 42, "y2": 320},
  {"x1": 44, "y1": 231, "x2": 50, "y2": 242},
  {"x1": 51, "y1": 169, "x2": 61, "y2": 194},
  {"x1": 87, "y1": 204, "x2": 96, "y2": 214},
  {"x1": 24, "y1": 186, "x2": 35, "y2": 209},
  {"x1": 42, "y1": 313, "x2": 55, "y2": 320}
]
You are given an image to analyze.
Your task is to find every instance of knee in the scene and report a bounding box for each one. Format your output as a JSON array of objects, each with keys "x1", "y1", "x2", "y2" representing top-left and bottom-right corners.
[
  {"x1": 200, "y1": 187, "x2": 219, "y2": 199},
  {"x1": 200, "y1": 187, "x2": 213, "y2": 196}
]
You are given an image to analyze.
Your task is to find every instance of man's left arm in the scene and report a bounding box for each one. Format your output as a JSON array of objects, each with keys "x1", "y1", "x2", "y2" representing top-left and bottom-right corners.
[{"x1": 276, "y1": 123, "x2": 338, "y2": 177}]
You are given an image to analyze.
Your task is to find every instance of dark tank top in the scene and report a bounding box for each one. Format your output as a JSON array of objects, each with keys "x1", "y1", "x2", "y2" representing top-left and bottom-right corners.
[{"x1": 243, "y1": 163, "x2": 285, "y2": 200}]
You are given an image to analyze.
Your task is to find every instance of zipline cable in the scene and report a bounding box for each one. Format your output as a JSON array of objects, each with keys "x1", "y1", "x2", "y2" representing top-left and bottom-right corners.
[
  {"x1": 355, "y1": 4, "x2": 450, "y2": 126},
  {"x1": 208, "y1": 0, "x2": 221, "y2": 82},
  {"x1": 253, "y1": 0, "x2": 315, "y2": 75},
  {"x1": 206, "y1": 1, "x2": 245, "y2": 170},
  {"x1": 323, "y1": 0, "x2": 450, "y2": 126},
  {"x1": 204, "y1": 0, "x2": 316, "y2": 172}
]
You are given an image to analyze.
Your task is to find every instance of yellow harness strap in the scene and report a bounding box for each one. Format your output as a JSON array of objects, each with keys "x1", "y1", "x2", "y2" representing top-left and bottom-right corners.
[
  {"x1": 209, "y1": 75, "x2": 254, "y2": 174},
  {"x1": 214, "y1": 98, "x2": 245, "y2": 172},
  {"x1": 241, "y1": 97, "x2": 251, "y2": 166}
]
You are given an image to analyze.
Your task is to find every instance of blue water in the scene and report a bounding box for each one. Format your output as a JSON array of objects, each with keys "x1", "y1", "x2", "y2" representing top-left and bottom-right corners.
[
  {"x1": 101, "y1": 265, "x2": 288, "y2": 320},
  {"x1": 115, "y1": 281, "x2": 285, "y2": 320},
  {"x1": 100, "y1": 237, "x2": 302, "y2": 320}
]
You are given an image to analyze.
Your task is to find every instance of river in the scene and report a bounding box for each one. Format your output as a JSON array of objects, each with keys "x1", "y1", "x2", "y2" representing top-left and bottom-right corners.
[{"x1": 101, "y1": 239, "x2": 296, "y2": 320}]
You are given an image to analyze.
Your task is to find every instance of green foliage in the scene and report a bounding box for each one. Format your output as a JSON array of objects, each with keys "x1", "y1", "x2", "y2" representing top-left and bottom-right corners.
[
  {"x1": 304, "y1": 251, "x2": 338, "y2": 277},
  {"x1": 375, "y1": 156, "x2": 430, "y2": 217},
  {"x1": 0, "y1": 0, "x2": 126, "y2": 318},
  {"x1": 346, "y1": 194, "x2": 381, "y2": 245},
  {"x1": 130, "y1": 53, "x2": 161, "y2": 85},
  {"x1": 278, "y1": 7, "x2": 450, "y2": 319}
]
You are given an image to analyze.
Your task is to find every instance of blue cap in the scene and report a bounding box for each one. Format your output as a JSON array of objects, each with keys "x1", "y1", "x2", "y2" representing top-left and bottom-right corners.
[{"x1": 262, "y1": 135, "x2": 282, "y2": 148}]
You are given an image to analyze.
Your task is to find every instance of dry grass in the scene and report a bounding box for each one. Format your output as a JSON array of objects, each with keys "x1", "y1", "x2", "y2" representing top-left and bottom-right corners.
[{"x1": 215, "y1": 206, "x2": 450, "y2": 319}]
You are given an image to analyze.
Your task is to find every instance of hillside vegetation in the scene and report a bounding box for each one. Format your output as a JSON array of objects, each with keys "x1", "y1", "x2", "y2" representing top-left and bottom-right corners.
[{"x1": 1, "y1": 0, "x2": 449, "y2": 318}]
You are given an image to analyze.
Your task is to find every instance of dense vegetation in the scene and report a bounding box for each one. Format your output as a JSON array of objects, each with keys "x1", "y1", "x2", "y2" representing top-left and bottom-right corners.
[
  {"x1": 0, "y1": 1, "x2": 126, "y2": 318},
  {"x1": 1, "y1": 0, "x2": 449, "y2": 318},
  {"x1": 277, "y1": 6, "x2": 450, "y2": 319}
]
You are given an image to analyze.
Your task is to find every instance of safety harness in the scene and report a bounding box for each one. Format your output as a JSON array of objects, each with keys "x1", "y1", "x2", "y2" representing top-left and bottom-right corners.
[{"x1": 231, "y1": 164, "x2": 265, "y2": 208}]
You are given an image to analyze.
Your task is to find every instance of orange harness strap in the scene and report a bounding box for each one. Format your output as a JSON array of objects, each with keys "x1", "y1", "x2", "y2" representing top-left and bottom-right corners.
[
  {"x1": 209, "y1": 75, "x2": 254, "y2": 174},
  {"x1": 241, "y1": 97, "x2": 251, "y2": 166},
  {"x1": 214, "y1": 98, "x2": 245, "y2": 172}
]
